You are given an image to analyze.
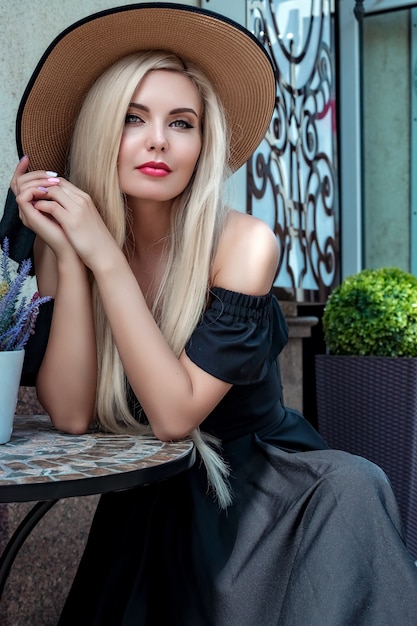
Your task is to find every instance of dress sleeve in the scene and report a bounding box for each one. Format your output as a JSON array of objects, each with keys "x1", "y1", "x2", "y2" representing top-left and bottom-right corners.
[{"x1": 185, "y1": 287, "x2": 288, "y2": 385}]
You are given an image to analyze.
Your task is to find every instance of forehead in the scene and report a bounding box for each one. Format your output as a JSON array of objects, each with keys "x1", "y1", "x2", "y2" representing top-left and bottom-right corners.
[{"x1": 132, "y1": 69, "x2": 202, "y2": 108}]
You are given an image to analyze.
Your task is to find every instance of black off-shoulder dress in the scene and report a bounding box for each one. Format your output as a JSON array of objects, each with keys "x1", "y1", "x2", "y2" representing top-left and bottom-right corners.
[
  {"x1": 50, "y1": 287, "x2": 417, "y2": 625},
  {"x1": 3, "y1": 198, "x2": 416, "y2": 624}
]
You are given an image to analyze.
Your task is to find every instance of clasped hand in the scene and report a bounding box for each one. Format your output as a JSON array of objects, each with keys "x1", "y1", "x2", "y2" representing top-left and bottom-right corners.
[{"x1": 11, "y1": 156, "x2": 116, "y2": 270}]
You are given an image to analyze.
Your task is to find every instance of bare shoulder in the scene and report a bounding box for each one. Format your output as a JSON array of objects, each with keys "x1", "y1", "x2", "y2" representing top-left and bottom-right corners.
[{"x1": 212, "y1": 210, "x2": 279, "y2": 295}]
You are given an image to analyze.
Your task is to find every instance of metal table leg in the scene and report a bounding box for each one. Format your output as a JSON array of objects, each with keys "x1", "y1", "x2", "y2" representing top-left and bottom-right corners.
[{"x1": 0, "y1": 500, "x2": 58, "y2": 601}]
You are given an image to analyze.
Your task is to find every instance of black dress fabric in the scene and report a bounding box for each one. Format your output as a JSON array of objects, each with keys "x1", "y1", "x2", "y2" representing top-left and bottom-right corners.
[
  {"x1": 55, "y1": 287, "x2": 417, "y2": 625},
  {"x1": 0, "y1": 189, "x2": 36, "y2": 273}
]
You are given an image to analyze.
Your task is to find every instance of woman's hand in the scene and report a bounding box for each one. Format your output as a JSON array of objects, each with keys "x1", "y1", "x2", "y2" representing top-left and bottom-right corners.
[
  {"x1": 12, "y1": 156, "x2": 73, "y2": 258},
  {"x1": 28, "y1": 178, "x2": 119, "y2": 270},
  {"x1": 12, "y1": 156, "x2": 117, "y2": 269}
]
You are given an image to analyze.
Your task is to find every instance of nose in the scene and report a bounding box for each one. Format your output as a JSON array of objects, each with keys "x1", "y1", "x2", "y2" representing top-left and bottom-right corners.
[{"x1": 146, "y1": 123, "x2": 168, "y2": 152}]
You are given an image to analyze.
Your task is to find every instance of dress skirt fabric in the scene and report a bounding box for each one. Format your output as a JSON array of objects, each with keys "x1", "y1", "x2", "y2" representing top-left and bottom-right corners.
[{"x1": 58, "y1": 429, "x2": 417, "y2": 625}]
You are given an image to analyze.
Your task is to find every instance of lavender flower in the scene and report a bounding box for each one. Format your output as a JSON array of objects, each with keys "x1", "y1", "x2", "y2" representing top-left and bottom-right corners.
[{"x1": 0, "y1": 238, "x2": 51, "y2": 351}]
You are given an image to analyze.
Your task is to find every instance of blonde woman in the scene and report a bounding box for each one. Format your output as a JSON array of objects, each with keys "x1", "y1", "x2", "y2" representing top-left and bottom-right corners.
[{"x1": 5, "y1": 4, "x2": 417, "y2": 625}]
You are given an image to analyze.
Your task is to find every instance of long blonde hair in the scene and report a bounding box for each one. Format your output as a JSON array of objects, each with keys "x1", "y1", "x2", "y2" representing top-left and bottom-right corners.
[{"x1": 69, "y1": 52, "x2": 232, "y2": 506}]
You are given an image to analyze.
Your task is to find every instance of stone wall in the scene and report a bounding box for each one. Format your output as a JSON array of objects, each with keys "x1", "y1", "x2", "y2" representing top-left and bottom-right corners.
[{"x1": 278, "y1": 301, "x2": 318, "y2": 413}]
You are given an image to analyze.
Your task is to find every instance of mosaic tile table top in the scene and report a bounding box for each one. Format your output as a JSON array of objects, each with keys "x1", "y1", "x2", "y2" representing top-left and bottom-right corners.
[{"x1": 0, "y1": 415, "x2": 194, "y2": 502}]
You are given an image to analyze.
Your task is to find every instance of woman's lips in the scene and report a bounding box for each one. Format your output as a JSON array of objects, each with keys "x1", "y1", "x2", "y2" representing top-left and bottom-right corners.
[{"x1": 137, "y1": 162, "x2": 172, "y2": 177}]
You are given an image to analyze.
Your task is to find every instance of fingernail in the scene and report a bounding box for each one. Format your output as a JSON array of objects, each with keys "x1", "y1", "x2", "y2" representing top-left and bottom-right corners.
[
  {"x1": 46, "y1": 170, "x2": 58, "y2": 177},
  {"x1": 20, "y1": 155, "x2": 28, "y2": 162},
  {"x1": 47, "y1": 177, "x2": 60, "y2": 183},
  {"x1": 38, "y1": 186, "x2": 49, "y2": 192}
]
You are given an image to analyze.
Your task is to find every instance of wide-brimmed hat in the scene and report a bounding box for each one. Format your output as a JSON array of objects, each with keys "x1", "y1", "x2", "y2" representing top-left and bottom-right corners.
[{"x1": 17, "y1": 2, "x2": 276, "y2": 175}]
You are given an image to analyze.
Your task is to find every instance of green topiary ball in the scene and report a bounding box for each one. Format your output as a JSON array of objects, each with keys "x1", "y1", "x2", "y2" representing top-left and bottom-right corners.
[{"x1": 322, "y1": 267, "x2": 417, "y2": 357}]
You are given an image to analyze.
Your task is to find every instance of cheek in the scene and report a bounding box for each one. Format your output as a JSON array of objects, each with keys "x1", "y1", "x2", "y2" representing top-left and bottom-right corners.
[
  {"x1": 117, "y1": 140, "x2": 130, "y2": 190},
  {"x1": 117, "y1": 136, "x2": 136, "y2": 182},
  {"x1": 118, "y1": 128, "x2": 141, "y2": 159},
  {"x1": 117, "y1": 135, "x2": 129, "y2": 164},
  {"x1": 187, "y1": 141, "x2": 202, "y2": 172}
]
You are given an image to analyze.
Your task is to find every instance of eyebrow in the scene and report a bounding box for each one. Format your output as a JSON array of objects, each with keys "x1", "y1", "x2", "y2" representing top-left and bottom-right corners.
[{"x1": 128, "y1": 102, "x2": 199, "y2": 117}]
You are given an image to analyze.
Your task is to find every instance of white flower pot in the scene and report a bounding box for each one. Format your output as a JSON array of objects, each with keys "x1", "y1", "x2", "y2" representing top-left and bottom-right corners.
[{"x1": 0, "y1": 349, "x2": 25, "y2": 444}]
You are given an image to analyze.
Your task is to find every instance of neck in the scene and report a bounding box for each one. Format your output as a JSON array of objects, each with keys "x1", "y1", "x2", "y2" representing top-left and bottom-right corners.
[
  {"x1": 127, "y1": 197, "x2": 173, "y2": 251},
  {"x1": 125, "y1": 198, "x2": 172, "y2": 305}
]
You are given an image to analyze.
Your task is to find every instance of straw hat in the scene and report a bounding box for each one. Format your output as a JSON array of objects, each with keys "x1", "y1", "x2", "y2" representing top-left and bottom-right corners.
[{"x1": 16, "y1": 2, "x2": 276, "y2": 176}]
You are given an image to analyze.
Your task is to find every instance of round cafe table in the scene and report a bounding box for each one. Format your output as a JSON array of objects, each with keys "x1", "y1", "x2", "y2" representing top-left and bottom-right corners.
[{"x1": 0, "y1": 414, "x2": 195, "y2": 599}]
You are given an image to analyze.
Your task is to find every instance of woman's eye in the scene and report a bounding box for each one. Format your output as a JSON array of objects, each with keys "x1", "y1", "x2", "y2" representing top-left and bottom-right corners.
[
  {"x1": 125, "y1": 113, "x2": 143, "y2": 124},
  {"x1": 170, "y1": 119, "x2": 193, "y2": 129}
]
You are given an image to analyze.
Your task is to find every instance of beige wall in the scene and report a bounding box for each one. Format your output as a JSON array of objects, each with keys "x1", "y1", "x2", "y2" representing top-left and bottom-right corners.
[{"x1": 0, "y1": 0, "x2": 197, "y2": 204}]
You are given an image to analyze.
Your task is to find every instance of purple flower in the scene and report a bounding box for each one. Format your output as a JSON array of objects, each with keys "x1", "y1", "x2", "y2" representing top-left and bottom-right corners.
[{"x1": 0, "y1": 238, "x2": 51, "y2": 351}]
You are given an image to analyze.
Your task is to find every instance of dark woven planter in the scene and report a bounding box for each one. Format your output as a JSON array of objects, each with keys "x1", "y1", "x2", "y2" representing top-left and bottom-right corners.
[{"x1": 315, "y1": 354, "x2": 417, "y2": 559}]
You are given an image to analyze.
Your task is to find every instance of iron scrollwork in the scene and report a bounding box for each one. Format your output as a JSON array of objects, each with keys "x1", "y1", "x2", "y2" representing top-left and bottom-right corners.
[{"x1": 247, "y1": 0, "x2": 339, "y2": 301}]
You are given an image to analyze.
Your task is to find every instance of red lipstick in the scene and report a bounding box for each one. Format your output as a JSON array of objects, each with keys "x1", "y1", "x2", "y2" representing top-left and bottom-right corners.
[{"x1": 137, "y1": 161, "x2": 172, "y2": 177}]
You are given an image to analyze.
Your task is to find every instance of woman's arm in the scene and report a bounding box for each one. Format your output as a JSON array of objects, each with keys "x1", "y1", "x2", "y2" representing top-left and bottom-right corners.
[
  {"x1": 34, "y1": 240, "x2": 97, "y2": 433},
  {"x1": 13, "y1": 158, "x2": 97, "y2": 433}
]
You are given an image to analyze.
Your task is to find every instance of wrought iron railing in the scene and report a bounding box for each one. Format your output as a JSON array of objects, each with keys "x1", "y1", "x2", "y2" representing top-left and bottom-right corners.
[{"x1": 247, "y1": 0, "x2": 339, "y2": 302}]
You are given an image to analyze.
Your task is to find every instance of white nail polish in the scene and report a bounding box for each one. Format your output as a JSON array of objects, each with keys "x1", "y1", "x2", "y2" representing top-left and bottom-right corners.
[{"x1": 45, "y1": 170, "x2": 58, "y2": 177}]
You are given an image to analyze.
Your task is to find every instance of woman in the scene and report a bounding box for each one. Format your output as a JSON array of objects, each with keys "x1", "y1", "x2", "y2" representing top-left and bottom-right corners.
[{"x1": 5, "y1": 4, "x2": 417, "y2": 625}]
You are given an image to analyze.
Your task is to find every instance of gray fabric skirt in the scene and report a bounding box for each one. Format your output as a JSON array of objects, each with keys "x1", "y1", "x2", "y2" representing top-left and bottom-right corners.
[{"x1": 59, "y1": 433, "x2": 417, "y2": 625}]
